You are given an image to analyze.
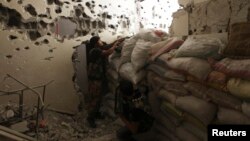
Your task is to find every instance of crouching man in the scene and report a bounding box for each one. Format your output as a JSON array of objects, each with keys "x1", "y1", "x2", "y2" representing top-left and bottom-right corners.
[{"x1": 115, "y1": 79, "x2": 154, "y2": 141}]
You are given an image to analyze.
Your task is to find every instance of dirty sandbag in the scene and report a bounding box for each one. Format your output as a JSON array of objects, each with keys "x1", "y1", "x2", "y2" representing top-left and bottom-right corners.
[
  {"x1": 151, "y1": 38, "x2": 184, "y2": 61},
  {"x1": 147, "y1": 64, "x2": 186, "y2": 81},
  {"x1": 214, "y1": 58, "x2": 250, "y2": 81},
  {"x1": 119, "y1": 63, "x2": 146, "y2": 85},
  {"x1": 206, "y1": 88, "x2": 242, "y2": 111},
  {"x1": 154, "y1": 49, "x2": 178, "y2": 65},
  {"x1": 154, "y1": 112, "x2": 176, "y2": 133},
  {"x1": 152, "y1": 122, "x2": 180, "y2": 141},
  {"x1": 106, "y1": 68, "x2": 119, "y2": 81},
  {"x1": 163, "y1": 81, "x2": 189, "y2": 96},
  {"x1": 184, "y1": 82, "x2": 208, "y2": 99},
  {"x1": 150, "y1": 38, "x2": 172, "y2": 56},
  {"x1": 167, "y1": 57, "x2": 212, "y2": 81},
  {"x1": 175, "y1": 36, "x2": 224, "y2": 59},
  {"x1": 242, "y1": 102, "x2": 250, "y2": 118},
  {"x1": 227, "y1": 78, "x2": 250, "y2": 99},
  {"x1": 176, "y1": 126, "x2": 201, "y2": 141},
  {"x1": 182, "y1": 122, "x2": 207, "y2": 140},
  {"x1": 131, "y1": 39, "x2": 153, "y2": 72},
  {"x1": 217, "y1": 107, "x2": 250, "y2": 124},
  {"x1": 108, "y1": 57, "x2": 121, "y2": 72},
  {"x1": 120, "y1": 37, "x2": 138, "y2": 64},
  {"x1": 160, "y1": 101, "x2": 183, "y2": 119},
  {"x1": 176, "y1": 96, "x2": 217, "y2": 125},
  {"x1": 207, "y1": 71, "x2": 227, "y2": 84},
  {"x1": 157, "y1": 89, "x2": 178, "y2": 105}
]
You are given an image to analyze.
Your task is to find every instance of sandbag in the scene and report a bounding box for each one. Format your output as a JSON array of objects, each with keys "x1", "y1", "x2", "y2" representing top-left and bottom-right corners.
[
  {"x1": 242, "y1": 102, "x2": 250, "y2": 117},
  {"x1": 154, "y1": 49, "x2": 178, "y2": 65},
  {"x1": 217, "y1": 107, "x2": 250, "y2": 124},
  {"x1": 131, "y1": 39, "x2": 153, "y2": 72},
  {"x1": 227, "y1": 78, "x2": 250, "y2": 99},
  {"x1": 148, "y1": 91, "x2": 161, "y2": 116},
  {"x1": 176, "y1": 96, "x2": 217, "y2": 125},
  {"x1": 161, "y1": 101, "x2": 183, "y2": 120},
  {"x1": 222, "y1": 22, "x2": 250, "y2": 58},
  {"x1": 163, "y1": 81, "x2": 189, "y2": 96},
  {"x1": 150, "y1": 38, "x2": 172, "y2": 56},
  {"x1": 184, "y1": 82, "x2": 208, "y2": 99},
  {"x1": 154, "y1": 112, "x2": 176, "y2": 133},
  {"x1": 182, "y1": 122, "x2": 207, "y2": 140},
  {"x1": 136, "y1": 29, "x2": 166, "y2": 43},
  {"x1": 206, "y1": 88, "x2": 242, "y2": 111},
  {"x1": 176, "y1": 127, "x2": 201, "y2": 141},
  {"x1": 108, "y1": 57, "x2": 121, "y2": 72},
  {"x1": 158, "y1": 89, "x2": 178, "y2": 105},
  {"x1": 175, "y1": 36, "x2": 224, "y2": 59},
  {"x1": 153, "y1": 122, "x2": 180, "y2": 141},
  {"x1": 107, "y1": 68, "x2": 119, "y2": 81},
  {"x1": 161, "y1": 107, "x2": 182, "y2": 126},
  {"x1": 119, "y1": 63, "x2": 146, "y2": 85},
  {"x1": 182, "y1": 112, "x2": 206, "y2": 132},
  {"x1": 164, "y1": 57, "x2": 212, "y2": 81},
  {"x1": 120, "y1": 37, "x2": 137, "y2": 64},
  {"x1": 207, "y1": 71, "x2": 227, "y2": 84},
  {"x1": 214, "y1": 58, "x2": 250, "y2": 80},
  {"x1": 151, "y1": 38, "x2": 184, "y2": 61}
]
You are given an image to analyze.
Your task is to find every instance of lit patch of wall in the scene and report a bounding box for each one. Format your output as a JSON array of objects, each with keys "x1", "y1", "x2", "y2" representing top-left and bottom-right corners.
[{"x1": 137, "y1": 0, "x2": 180, "y2": 32}]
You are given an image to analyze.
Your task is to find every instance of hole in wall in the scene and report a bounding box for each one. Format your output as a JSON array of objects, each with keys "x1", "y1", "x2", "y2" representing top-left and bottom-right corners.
[
  {"x1": 24, "y1": 46, "x2": 30, "y2": 50},
  {"x1": 17, "y1": 0, "x2": 22, "y2": 4},
  {"x1": 9, "y1": 35, "x2": 18, "y2": 40},
  {"x1": 47, "y1": 0, "x2": 53, "y2": 5},
  {"x1": 15, "y1": 48, "x2": 20, "y2": 51},
  {"x1": 24, "y1": 4, "x2": 37, "y2": 16},
  {"x1": 34, "y1": 42, "x2": 40, "y2": 46},
  {"x1": 5, "y1": 55, "x2": 12, "y2": 59},
  {"x1": 42, "y1": 39, "x2": 49, "y2": 44},
  {"x1": 54, "y1": 0, "x2": 63, "y2": 6},
  {"x1": 27, "y1": 31, "x2": 41, "y2": 41},
  {"x1": 55, "y1": 6, "x2": 62, "y2": 14},
  {"x1": 6, "y1": 0, "x2": 11, "y2": 2}
]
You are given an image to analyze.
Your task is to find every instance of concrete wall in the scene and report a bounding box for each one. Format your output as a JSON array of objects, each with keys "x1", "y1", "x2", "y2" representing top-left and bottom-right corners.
[
  {"x1": 0, "y1": 0, "x2": 179, "y2": 113},
  {"x1": 171, "y1": 0, "x2": 250, "y2": 36}
]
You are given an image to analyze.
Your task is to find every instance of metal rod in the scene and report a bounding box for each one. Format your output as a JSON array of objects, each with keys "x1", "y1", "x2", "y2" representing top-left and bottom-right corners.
[
  {"x1": 0, "y1": 80, "x2": 54, "y2": 94},
  {"x1": 6, "y1": 74, "x2": 44, "y2": 106}
]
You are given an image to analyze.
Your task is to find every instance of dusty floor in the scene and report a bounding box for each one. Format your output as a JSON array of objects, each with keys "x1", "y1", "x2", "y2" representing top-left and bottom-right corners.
[{"x1": 37, "y1": 110, "x2": 123, "y2": 141}]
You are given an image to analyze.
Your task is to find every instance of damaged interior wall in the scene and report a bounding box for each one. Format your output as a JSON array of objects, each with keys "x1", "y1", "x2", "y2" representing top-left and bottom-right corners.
[
  {"x1": 0, "y1": 0, "x2": 179, "y2": 113},
  {"x1": 171, "y1": 0, "x2": 250, "y2": 36}
]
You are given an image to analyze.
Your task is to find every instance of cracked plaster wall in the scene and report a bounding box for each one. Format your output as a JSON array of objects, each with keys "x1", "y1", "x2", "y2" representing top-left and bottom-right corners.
[
  {"x1": 0, "y1": 0, "x2": 179, "y2": 113},
  {"x1": 171, "y1": 0, "x2": 250, "y2": 36}
]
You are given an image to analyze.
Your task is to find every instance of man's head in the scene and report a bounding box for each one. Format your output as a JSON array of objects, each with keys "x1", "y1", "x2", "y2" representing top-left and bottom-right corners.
[{"x1": 89, "y1": 36, "x2": 104, "y2": 47}]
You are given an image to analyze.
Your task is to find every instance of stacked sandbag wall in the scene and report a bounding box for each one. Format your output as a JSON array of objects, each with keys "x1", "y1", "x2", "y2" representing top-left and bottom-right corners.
[{"x1": 147, "y1": 34, "x2": 250, "y2": 141}]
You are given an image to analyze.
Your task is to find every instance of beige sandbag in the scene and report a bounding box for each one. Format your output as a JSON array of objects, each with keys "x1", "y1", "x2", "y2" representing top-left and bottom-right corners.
[
  {"x1": 217, "y1": 107, "x2": 250, "y2": 124},
  {"x1": 154, "y1": 112, "x2": 176, "y2": 133},
  {"x1": 131, "y1": 39, "x2": 153, "y2": 72},
  {"x1": 158, "y1": 89, "x2": 178, "y2": 105},
  {"x1": 163, "y1": 81, "x2": 189, "y2": 96},
  {"x1": 184, "y1": 82, "x2": 208, "y2": 99},
  {"x1": 107, "y1": 68, "x2": 119, "y2": 80},
  {"x1": 165, "y1": 57, "x2": 212, "y2": 81},
  {"x1": 182, "y1": 112, "x2": 206, "y2": 132},
  {"x1": 161, "y1": 101, "x2": 183, "y2": 120},
  {"x1": 182, "y1": 122, "x2": 207, "y2": 140},
  {"x1": 242, "y1": 102, "x2": 250, "y2": 117},
  {"x1": 175, "y1": 36, "x2": 224, "y2": 59},
  {"x1": 147, "y1": 64, "x2": 186, "y2": 81},
  {"x1": 108, "y1": 57, "x2": 121, "y2": 72},
  {"x1": 150, "y1": 38, "x2": 172, "y2": 56},
  {"x1": 153, "y1": 122, "x2": 180, "y2": 141},
  {"x1": 176, "y1": 96, "x2": 217, "y2": 125},
  {"x1": 176, "y1": 127, "x2": 201, "y2": 141},
  {"x1": 119, "y1": 63, "x2": 146, "y2": 85},
  {"x1": 206, "y1": 88, "x2": 242, "y2": 111},
  {"x1": 120, "y1": 37, "x2": 137, "y2": 64},
  {"x1": 227, "y1": 78, "x2": 250, "y2": 99}
]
